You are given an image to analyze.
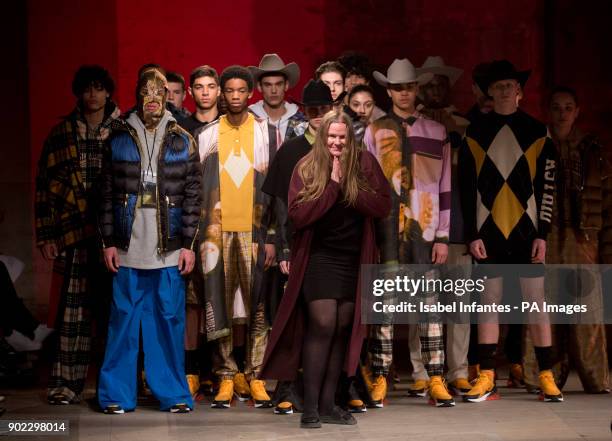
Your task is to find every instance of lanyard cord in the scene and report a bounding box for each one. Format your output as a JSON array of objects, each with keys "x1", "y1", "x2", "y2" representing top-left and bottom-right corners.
[{"x1": 139, "y1": 119, "x2": 158, "y2": 178}]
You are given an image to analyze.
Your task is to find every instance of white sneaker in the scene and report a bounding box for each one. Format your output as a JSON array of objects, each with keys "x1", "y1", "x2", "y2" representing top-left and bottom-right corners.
[
  {"x1": 33, "y1": 325, "x2": 53, "y2": 344},
  {"x1": 5, "y1": 331, "x2": 42, "y2": 352}
]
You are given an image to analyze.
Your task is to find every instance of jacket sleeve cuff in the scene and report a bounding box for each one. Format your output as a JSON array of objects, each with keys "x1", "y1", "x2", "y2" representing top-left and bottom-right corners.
[
  {"x1": 266, "y1": 229, "x2": 276, "y2": 245},
  {"x1": 279, "y1": 248, "x2": 291, "y2": 262},
  {"x1": 182, "y1": 237, "x2": 196, "y2": 251},
  {"x1": 102, "y1": 236, "x2": 115, "y2": 249},
  {"x1": 536, "y1": 229, "x2": 550, "y2": 240}
]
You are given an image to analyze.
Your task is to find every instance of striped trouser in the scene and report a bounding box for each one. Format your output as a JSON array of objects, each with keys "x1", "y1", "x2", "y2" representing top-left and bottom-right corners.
[{"x1": 213, "y1": 232, "x2": 268, "y2": 379}]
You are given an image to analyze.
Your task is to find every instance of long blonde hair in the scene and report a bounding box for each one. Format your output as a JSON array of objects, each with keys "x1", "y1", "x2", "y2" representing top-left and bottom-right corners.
[{"x1": 296, "y1": 111, "x2": 370, "y2": 205}]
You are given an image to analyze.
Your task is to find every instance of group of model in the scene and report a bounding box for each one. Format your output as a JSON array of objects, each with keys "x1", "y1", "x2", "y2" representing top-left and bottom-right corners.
[{"x1": 34, "y1": 51, "x2": 611, "y2": 428}]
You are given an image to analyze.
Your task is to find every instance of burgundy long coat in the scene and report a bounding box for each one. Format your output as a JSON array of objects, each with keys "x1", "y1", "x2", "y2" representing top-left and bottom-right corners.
[{"x1": 260, "y1": 151, "x2": 391, "y2": 381}]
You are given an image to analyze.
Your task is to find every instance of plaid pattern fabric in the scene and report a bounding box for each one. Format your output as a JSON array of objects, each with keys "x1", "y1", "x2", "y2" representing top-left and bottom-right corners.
[
  {"x1": 418, "y1": 322, "x2": 444, "y2": 377},
  {"x1": 417, "y1": 269, "x2": 444, "y2": 377},
  {"x1": 35, "y1": 103, "x2": 118, "y2": 251},
  {"x1": 213, "y1": 232, "x2": 268, "y2": 378},
  {"x1": 246, "y1": 303, "x2": 268, "y2": 378},
  {"x1": 76, "y1": 120, "x2": 106, "y2": 193},
  {"x1": 368, "y1": 324, "x2": 394, "y2": 376},
  {"x1": 222, "y1": 232, "x2": 252, "y2": 321},
  {"x1": 47, "y1": 243, "x2": 111, "y2": 401}
]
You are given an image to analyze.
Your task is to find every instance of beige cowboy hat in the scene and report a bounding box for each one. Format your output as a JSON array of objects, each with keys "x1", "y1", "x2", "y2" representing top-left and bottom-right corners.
[
  {"x1": 416, "y1": 56, "x2": 463, "y2": 86},
  {"x1": 373, "y1": 58, "x2": 433, "y2": 87},
  {"x1": 248, "y1": 53, "x2": 300, "y2": 88}
]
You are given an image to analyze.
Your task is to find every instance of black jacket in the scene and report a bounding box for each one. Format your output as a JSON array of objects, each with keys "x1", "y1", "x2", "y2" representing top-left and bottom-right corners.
[{"x1": 99, "y1": 116, "x2": 201, "y2": 253}]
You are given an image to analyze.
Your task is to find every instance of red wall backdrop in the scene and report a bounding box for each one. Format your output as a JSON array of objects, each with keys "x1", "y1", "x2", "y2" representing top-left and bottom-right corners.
[{"x1": 23, "y1": 0, "x2": 612, "y2": 307}]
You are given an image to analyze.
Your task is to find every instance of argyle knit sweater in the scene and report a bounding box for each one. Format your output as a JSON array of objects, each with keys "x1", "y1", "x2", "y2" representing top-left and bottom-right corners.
[{"x1": 459, "y1": 110, "x2": 557, "y2": 252}]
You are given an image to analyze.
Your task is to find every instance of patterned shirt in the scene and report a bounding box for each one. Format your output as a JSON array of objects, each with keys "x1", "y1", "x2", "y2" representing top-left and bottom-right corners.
[{"x1": 364, "y1": 110, "x2": 451, "y2": 263}]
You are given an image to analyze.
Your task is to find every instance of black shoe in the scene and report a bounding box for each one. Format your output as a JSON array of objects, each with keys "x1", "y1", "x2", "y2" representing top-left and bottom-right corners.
[
  {"x1": 170, "y1": 403, "x2": 191, "y2": 413},
  {"x1": 103, "y1": 405, "x2": 125, "y2": 414},
  {"x1": 48, "y1": 394, "x2": 71, "y2": 405},
  {"x1": 300, "y1": 411, "x2": 321, "y2": 429},
  {"x1": 320, "y1": 406, "x2": 357, "y2": 425}
]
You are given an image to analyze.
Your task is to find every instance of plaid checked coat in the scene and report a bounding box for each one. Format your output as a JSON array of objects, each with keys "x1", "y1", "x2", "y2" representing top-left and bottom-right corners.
[{"x1": 35, "y1": 102, "x2": 120, "y2": 251}]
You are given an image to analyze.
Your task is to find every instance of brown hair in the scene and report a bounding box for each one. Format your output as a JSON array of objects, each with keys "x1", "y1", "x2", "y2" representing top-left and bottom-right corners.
[
  {"x1": 189, "y1": 65, "x2": 219, "y2": 88},
  {"x1": 315, "y1": 61, "x2": 347, "y2": 81},
  {"x1": 296, "y1": 111, "x2": 370, "y2": 205}
]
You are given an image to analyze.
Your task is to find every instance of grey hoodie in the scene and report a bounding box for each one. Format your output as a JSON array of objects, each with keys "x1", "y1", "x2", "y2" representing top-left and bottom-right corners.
[{"x1": 248, "y1": 100, "x2": 301, "y2": 143}]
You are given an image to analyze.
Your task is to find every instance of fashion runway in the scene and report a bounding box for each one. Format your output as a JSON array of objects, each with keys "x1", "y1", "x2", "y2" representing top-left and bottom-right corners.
[{"x1": 2, "y1": 371, "x2": 610, "y2": 441}]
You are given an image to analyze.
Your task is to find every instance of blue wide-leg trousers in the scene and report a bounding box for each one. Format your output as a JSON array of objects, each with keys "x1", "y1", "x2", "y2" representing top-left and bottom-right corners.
[{"x1": 98, "y1": 266, "x2": 193, "y2": 411}]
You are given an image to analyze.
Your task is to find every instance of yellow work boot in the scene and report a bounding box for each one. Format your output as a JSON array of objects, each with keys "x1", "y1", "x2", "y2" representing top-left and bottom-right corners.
[
  {"x1": 186, "y1": 374, "x2": 200, "y2": 397},
  {"x1": 464, "y1": 370, "x2": 499, "y2": 403},
  {"x1": 370, "y1": 375, "x2": 387, "y2": 408},
  {"x1": 468, "y1": 364, "x2": 480, "y2": 383},
  {"x1": 407, "y1": 379, "x2": 428, "y2": 397},
  {"x1": 428, "y1": 376, "x2": 455, "y2": 407},
  {"x1": 274, "y1": 401, "x2": 294, "y2": 415},
  {"x1": 273, "y1": 380, "x2": 300, "y2": 415},
  {"x1": 360, "y1": 364, "x2": 374, "y2": 392},
  {"x1": 211, "y1": 379, "x2": 233, "y2": 408},
  {"x1": 233, "y1": 373, "x2": 250, "y2": 401},
  {"x1": 508, "y1": 363, "x2": 525, "y2": 388},
  {"x1": 347, "y1": 398, "x2": 366, "y2": 413},
  {"x1": 449, "y1": 377, "x2": 472, "y2": 396},
  {"x1": 250, "y1": 379, "x2": 273, "y2": 408},
  {"x1": 346, "y1": 380, "x2": 366, "y2": 413},
  {"x1": 538, "y1": 370, "x2": 563, "y2": 402}
]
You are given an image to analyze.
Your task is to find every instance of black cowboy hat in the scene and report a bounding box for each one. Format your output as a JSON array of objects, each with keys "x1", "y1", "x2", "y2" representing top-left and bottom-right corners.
[
  {"x1": 295, "y1": 79, "x2": 334, "y2": 107},
  {"x1": 482, "y1": 60, "x2": 531, "y2": 92}
]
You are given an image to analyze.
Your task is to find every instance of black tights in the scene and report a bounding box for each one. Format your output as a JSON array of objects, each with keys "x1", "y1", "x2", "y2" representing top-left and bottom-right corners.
[{"x1": 302, "y1": 299, "x2": 354, "y2": 416}]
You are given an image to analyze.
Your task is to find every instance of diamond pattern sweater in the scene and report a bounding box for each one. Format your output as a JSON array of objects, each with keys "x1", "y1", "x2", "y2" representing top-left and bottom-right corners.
[{"x1": 459, "y1": 110, "x2": 557, "y2": 252}]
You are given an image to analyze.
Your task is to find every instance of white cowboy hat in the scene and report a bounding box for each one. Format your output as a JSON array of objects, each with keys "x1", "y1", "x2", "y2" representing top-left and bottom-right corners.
[
  {"x1": 373, "y1": 58, "x2": 433, "y2": 87},
  {"x1": 248, "y1": 53, "x2": 300, "y2": 88},
  {"x1": 416, "y1": 56, "x2": 463, "y2": 86}
]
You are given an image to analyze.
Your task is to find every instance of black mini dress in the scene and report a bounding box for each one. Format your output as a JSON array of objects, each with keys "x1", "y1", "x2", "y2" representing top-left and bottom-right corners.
[{"x1": 302, "y1": 197, "x2": 364, "y2": 302}]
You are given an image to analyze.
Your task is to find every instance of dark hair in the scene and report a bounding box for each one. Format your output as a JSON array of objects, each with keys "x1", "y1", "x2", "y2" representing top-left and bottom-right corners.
[
  {"x1": 315, "y1": 61, "x2": 347, "y2": 81},
  {"x1": 258, "y1": 71, "x2": 288, "y2": 84},
  {"x1": 220, "y1": 65, "x2": 254, "y2": 91},
  {"x1": 166, "y1": 71, "x2": 186, "y2": 90},
  {"x1": 138, "y1": 63, "x2": 166, "y2": 78},
  {"x1": 348, "y1": 84, "x2": 375, "y2": 102},
  {"x1": 189, "y1": 65, "x2": 219, "y2": 87},
  {"x1": 549, "y1": 85, "x2": 579, "y2": 106},
  {"x1": 337, "y1": 51, "x2": 371, "y2": 79},
  {"x1": 72, "y1": 65, "x2": 115, "y2": 97}
]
